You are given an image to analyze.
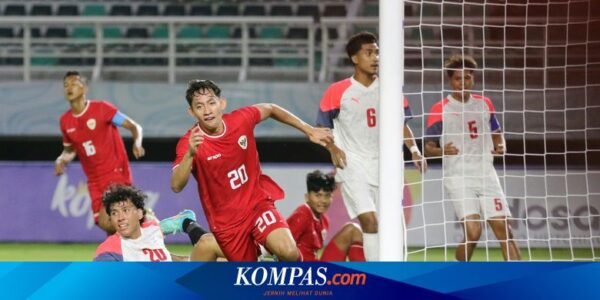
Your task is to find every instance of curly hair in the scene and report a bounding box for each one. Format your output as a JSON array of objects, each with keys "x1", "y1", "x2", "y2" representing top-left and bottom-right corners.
[
  {"x1": 306, "y1": 170, "x2": 336, "y2": 193},
  {"x1": 444, "y1": 55, "x2": 478, "y2": 78},
  {"x1": 346, "y1": 31, "x2": 378, "y2": 62},
  {"x1": 185, "y1": 79, "x2": 222, "y2": 106},
  {"x1": 102, "y1": 184, "x2": 147, "y2": 224}
]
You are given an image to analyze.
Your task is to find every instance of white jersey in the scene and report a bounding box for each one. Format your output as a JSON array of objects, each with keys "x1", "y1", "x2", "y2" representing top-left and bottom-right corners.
[
  {"x1": 94, "y1": 220, "x2": 173, "y2": 262},
  {"x1": 425, "y1": 94, "x2": 501, "y2": 177},
  {"x1": 317, "y1": 77, "x2": 412, "y2": 185}
]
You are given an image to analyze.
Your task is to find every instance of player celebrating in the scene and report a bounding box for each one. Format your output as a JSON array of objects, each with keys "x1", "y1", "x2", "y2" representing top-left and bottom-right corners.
[
  {"x1": 316, "y1": 32, "x2": 426, "y2": 261},
  {"x1": 56, "y1": 71, "x2": 145, "y2": 234},
  {"x1": 94, "y1": 184, "x2": 209, "y2": 261},
  {"x1": 424, "y1": 55, "x2": 521, "y2": 261},
  {"x1": 287, "y1": 170, "x2": 365, "y2": 262},
  {"x1": 170, "y1": 79, "x2": 333, "y2": 262}
]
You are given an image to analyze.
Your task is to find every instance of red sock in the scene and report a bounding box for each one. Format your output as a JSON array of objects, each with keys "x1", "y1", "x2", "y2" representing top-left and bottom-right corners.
[
  {"x1": 320, "y1": 242, "x2": 346, "y2": 261},
  {"x1": 348, "y1": 243, "x2": 366, "y2": 261}
]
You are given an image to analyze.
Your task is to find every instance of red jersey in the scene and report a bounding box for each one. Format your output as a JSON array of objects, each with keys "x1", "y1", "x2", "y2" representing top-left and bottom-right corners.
[
  {"x1": 287, "y1": 204, "x2": 329, "y2": 261},
  {"x1": 173, "y1": 106, "x2": 284, "y2": 233},
  {"x1": 60, "y1": 100, "x2": 131, "y2": 182}
]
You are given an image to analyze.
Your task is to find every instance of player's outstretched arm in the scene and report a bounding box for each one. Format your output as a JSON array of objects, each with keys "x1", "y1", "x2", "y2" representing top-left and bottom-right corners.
[
  {"x1": 404, "y1": 125, "x2": 427, "y2": 173},
  {"x1": 121, "y1": 118, "x2": 145, "y2": 159},
  {"x1": 54, "y1": 145, "x2": 76, "y2": 176},
  {"x1": 171, "y1": 127, "x2": 203, "y2": 193},
  {"x1": 253, "y1": 103, "x2": 333, "y2": 147}
]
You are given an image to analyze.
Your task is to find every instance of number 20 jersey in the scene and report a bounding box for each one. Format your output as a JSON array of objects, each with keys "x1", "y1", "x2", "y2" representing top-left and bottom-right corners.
[{"x1": 173, "y1": 106, "x2": 284, "y2": 233}]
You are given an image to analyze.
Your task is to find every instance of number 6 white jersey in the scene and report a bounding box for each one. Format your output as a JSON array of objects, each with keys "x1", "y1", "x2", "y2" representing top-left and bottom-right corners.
[
  {"x1": 425, "y1": 94, "x2": 501, "y2": 177},
  {"x1": 317, "y1": 77, "x2": 412, "y2": 186}
]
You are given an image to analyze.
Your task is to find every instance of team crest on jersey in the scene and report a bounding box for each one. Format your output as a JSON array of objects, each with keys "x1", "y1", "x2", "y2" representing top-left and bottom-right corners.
[
  {"x1": 238, "y1": 135, "x2": 248, "y2": 150},
  {"x1": 86, "y1": 119, "x2": 96, "y2": 130}
]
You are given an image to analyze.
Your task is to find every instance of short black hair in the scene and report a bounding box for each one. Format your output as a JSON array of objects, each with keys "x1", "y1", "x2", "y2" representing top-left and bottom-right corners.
[
  {"x1": 306, "y1": 170, "x2": 336, "y2": 193},
  {"x1": 63, "y1": 70, "x2": 87, "y2": 85},
  {"x1": 444, "y1": 55, "x2": 478, "y2": 77},
  {"x1": 103, "y1": 184, "x2": 147, "y2": 224},
  {"x1": 185, "y1": 79, "x2": 222, "y2": 106},
  {"x1": 346, "y1": 31, "x2": 378, "y2": 62}
]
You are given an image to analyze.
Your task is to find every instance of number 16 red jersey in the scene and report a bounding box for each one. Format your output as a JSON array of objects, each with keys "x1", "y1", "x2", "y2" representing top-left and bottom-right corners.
[
  {"x1": 173, "y1": 106, "x2": 285, "y2": 233},
  {"x1": 59, "y1": 100, "x2": 131, "y2": 183}
]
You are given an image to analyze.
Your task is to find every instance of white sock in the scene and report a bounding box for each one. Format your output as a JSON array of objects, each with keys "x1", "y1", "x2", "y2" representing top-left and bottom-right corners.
[{"x1": 362, "y1": 233, "x2": 379, "y2": 261}]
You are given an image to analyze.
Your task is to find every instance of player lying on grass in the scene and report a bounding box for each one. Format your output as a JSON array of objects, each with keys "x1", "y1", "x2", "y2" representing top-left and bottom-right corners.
[{"x1": 94, "y1": 184, "x2": 214, "y2": 262}]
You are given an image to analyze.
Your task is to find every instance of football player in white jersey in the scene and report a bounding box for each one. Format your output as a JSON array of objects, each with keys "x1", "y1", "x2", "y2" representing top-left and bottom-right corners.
[
  {"x1": 317, "y1": 32, "x2": 426, "y2": 261},
  {"x1": 424, "y1": 55, "x2": 521, "y2": 261},
  {"x1": 94, "y1": 184, "x2": 223, "y2": 261}
]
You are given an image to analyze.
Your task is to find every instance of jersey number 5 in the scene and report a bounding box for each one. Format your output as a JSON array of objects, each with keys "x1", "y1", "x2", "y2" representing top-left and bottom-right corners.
[
  {"x1": 468, "y1": 120, "x2": 478, "y2": 139},
  {"x1": 228, "y1": 164, "x2": 248, "y2": 190},
  {"x1": 366, "y1": 108, "x2": 376, "y2": 127},
  {"x1": 83, "y1": 140, "x2": 96, "y2": 156}
]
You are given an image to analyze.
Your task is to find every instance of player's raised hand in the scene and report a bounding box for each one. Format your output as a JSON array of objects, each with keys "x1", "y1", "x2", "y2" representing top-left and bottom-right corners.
[
  {"x1": 443, "y1": 142, "x2": 459, "y2": 155},
  {"x1": 133, "y1": 145, "x2": 145, "y2": 159},
  {"x1": 411, "y1": 152, "x2": 428, "y2": 173},
  {"x1": 308, "y1": 127, "x2": 334, "y2": 147},
  {"x1": 327, "y1": 143, "x2": 347, "y2": 169},
  {"x1": 187, "y1": 125, "x2": 204, "y2": 156},
  {"x1": 491, "y1": 144, "x2": 505, "y2": 156}
]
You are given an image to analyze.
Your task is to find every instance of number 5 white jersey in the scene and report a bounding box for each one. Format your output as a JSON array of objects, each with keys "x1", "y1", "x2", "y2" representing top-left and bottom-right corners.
[
  {"x1": 425, "y1": 94, "x2": 501, "y2": 177},
  {"x1": 316, "y1": 77, "x2": 412, "y2": 186}
]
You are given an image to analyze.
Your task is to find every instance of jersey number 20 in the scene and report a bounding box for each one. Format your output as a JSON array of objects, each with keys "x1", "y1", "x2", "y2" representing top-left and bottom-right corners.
[{"x1": 228, "y1": 164, "x2": 248, "y2": 190}]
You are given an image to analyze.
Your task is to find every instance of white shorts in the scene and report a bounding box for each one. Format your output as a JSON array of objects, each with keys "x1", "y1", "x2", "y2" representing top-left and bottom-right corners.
[
  {"x1": 444, "y1": 173, "x2": 511, "y2": 220},
  {"x1": 340, "y1": 177, "x2": 378, "y2": 219}
]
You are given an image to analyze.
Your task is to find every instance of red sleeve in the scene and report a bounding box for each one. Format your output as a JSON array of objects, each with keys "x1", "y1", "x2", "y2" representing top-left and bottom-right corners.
[
  {"x1": 95, "y1": 234, "x2": 122, "y2": 257},
  {"x1": 235, "y1": 106, "x2": 261, "y2": 126},
  {"x1": 100, "y1": 101, "x2": 118, "y2": 124},
  {"x1": 173, "y1": 129, "x2": 192, "y2": 169},
  {"x1": 287, "y1": 206, "x2": 309, "y2": 242}
]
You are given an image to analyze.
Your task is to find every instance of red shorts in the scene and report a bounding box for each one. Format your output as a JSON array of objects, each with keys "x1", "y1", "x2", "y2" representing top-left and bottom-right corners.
[
  {"x1": 213, "y1": 201, "x2": 289, "y2": 262},
  {"x1": 88, "y1": 169, "x2": 132, "y2": 223}
]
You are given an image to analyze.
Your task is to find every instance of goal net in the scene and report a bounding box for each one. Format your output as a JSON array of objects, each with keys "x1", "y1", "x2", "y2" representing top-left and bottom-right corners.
[{"x1": 393, "y1": 0, "x2": 600, "y2": 261}]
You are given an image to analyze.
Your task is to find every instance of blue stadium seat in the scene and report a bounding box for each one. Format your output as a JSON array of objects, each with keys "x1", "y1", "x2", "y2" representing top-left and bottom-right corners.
[
  {"x1": 270, "y1": 5, "x2": 292, "y2": 16},
  {"x1": 30, "y1": 5, "x2": 52, "y2": 16},
  {"x1": 126, "y1": 28, "x2": 149, "y2": 39},
  {"x1": 0, "y1": 27, "x2": 14, "y2": 38},
  {"x1": 243, "y1": 5, "x2": 265, "y2": 16},
  {"x1": 137, "y1": 5, "x2": 158, "y2": 16},
  {"x1": 164, "y1": 5, "x2": 185, "y2": 16},
  {"x1": 46, "y1": 27, "x2": 68, "y2": 38},
  {"x1": 190, "y1": 5, "x2": 212, "y2": 16},
  {"x1": 110, "y1": 5, "x2": 132, "y2": 16},
  {"x1": 57, "y1": 5, "x2": 79, "y2": 16},
  {"x1": 232, "y1": 27, "x2": 257, "y2": 39},
  {"x1": 217, "y1": 5, "x2": 239, "y2": 16},
  {"x1": 323, "y1": 5, "x2": 347, "y2": 17},
  {"x1": 4, "y1": 4, "x2": 25, "y2": 16},
  {"x1": 287, "y1": 28, "x2": 308, "y2": 40},
  {"x1": 297, "y1": 5, "x2": 320, "y2": 21}
]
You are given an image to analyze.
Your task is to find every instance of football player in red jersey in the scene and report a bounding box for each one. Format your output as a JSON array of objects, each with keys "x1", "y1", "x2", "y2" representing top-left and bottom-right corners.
[
  {"x1": 171, "y1": 79, "x2": 333, "y2": 261},
  {"x1": 55, "y1": 71, "x2": 145, "y2": 234},
  {"x1": 287, "y1": 170, "x2": 366, "y2": 261}
]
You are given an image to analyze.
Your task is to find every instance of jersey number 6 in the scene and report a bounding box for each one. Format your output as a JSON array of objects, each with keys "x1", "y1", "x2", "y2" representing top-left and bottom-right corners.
[{"x1": 366, "y1": 108, "x2": 376, "y2": 127}]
